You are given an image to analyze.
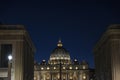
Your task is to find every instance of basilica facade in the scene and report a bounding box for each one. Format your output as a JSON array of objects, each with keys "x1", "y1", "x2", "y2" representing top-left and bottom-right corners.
[{"x1": 34, "y1": 40, "x2": 94, "y2": 80}]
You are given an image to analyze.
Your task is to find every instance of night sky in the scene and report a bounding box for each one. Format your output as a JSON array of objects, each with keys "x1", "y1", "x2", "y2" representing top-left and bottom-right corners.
[{"x1": 0, "y1": 0, "x2": 120, "y2": 68}]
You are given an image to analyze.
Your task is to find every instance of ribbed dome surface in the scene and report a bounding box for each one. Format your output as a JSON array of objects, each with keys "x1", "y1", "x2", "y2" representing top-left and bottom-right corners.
[
  {"x1": 50, "y1": 47, "x2": 70, "y2": 60},
  {"x1": 49, "y1": 39, "x2": 71, "y2": 64}
]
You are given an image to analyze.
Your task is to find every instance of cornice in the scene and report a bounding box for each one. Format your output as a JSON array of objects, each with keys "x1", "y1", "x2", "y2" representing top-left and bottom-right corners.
[{"x1": 93, "y1": 25, "x2": 120, "y2": 53}]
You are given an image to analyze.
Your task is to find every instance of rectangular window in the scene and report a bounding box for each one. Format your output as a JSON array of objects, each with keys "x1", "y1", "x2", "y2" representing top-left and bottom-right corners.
[{"x1": 0, "y1": 44, "x2": 12, "y2": 68}]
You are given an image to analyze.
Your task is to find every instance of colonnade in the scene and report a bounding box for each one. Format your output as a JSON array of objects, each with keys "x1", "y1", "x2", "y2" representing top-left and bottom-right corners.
[{"x1": 34, "y1": 71, "x2": 89, "y2": 80}]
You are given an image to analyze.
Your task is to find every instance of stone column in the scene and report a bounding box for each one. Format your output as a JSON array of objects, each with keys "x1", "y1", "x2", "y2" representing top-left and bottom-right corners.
[
  {"x1": 78, "y1": 72, "x2": 80, "y2": 80},
  {"x1": 37, "y1": 72, "x2": 40, "y2": 80},
  {"x1": 66, "y1": 73, "x2": 68, "y2": 80},
  {"x1": 51, "y1": 73, "x2": 53, "y2": 80}
]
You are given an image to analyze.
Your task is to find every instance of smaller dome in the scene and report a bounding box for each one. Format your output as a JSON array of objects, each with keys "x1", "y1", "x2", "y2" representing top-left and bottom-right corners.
[
  {"x1": 41, "y1": 60, "x2": 46, "y2": 65},
  {"x1": 81, "y1": 60, "x2": 89, "y2": 69},
  {"x1": 81, "y1": 60, "x2": 88, "y2": 65},
  {"x1": 73, "y1": 59, "x2": 79, "y2": 64}
]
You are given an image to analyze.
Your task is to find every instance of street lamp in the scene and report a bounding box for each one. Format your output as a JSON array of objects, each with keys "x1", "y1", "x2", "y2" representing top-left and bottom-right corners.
[{"x1": 8, "y1": 54, "x2": 12, "y2": 80}]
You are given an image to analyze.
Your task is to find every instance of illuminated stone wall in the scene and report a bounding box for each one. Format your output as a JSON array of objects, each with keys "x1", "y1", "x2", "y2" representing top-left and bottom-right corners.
[
  {"x1": 34, "y1": 39, "x2": 93, "y2": 80},
  {"x1": 0, "y1": 25, "x2": 35, "y2": 80},
  {"x1": 94, "y1": 24, "x2": 120, "y2": 80},
  {"x1": 34, "y1": 60, "x2": 90, "y2": 80}
]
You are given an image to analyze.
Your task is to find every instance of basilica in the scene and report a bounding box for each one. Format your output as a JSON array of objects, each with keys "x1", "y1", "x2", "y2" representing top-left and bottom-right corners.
[
  {"x1": 0, "y1": 25, "x2": 94, "y2": 80},
  {"x1": 34, "y1": 39, "x2": 94, "y2": 80}
]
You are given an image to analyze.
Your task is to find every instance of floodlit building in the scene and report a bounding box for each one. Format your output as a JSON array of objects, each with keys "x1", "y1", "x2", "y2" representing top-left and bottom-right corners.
[
  {"x1": 94, "y1": 24, "x2": 120, "y2": 80},
  {"x1": 0, "y1": 24, "x2": 94, "y2": 80},
  {"x1": 0, "y1": 25, "x2": 35, "y2": 80},
  {"x1": 34, "y1": 39, "x2": 94, "y2": 80}
]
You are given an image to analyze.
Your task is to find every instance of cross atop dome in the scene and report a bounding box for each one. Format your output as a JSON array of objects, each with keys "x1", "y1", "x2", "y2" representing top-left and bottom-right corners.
[{"x1": 57, "y1": 38, "x2": 63, "y2": 47}]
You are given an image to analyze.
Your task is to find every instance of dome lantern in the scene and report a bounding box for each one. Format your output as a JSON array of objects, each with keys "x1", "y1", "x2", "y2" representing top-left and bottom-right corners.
[{"x1": 57, "y1": 39, "x2": 63, "y2": 47}]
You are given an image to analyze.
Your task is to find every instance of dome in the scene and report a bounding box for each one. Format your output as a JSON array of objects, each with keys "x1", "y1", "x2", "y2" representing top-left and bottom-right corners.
[
  {"x1": 81, "y1": 60, "x2": 88, "y2": 65},
  {"x1": 49, "y1": 39, "x2": 71, "y2": 64}
]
